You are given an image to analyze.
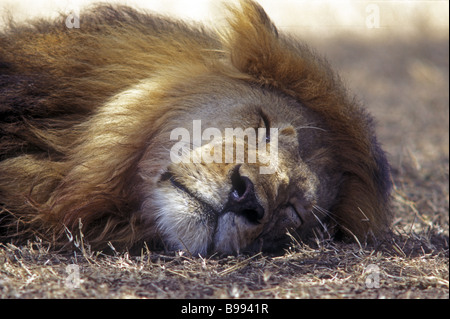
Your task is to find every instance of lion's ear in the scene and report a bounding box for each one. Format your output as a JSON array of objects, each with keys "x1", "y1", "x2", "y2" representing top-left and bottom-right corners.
[
  {"x1": 228, "y1": 0, "x2": 278, "y2": 38},
  {"x1": 223, "y1": 0, "x2": 325, "y2": 97},
  {"x1": 224, "y1": 0, "x2": 283, "y2": 82}
]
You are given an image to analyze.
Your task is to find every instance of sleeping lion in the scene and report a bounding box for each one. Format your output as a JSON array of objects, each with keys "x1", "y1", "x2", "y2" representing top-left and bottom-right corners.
[{"x1": 0, "y1": 1, "x2": 392, "y2": 255}]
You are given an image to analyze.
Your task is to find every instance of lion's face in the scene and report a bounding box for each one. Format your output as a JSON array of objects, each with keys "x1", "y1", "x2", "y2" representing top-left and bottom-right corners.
[{"x1": 136, "y1": 76, "x2": 341, "y2": 255}]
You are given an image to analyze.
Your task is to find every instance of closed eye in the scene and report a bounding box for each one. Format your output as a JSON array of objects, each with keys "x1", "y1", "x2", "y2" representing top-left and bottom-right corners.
[
  {"x1": 259, "y1": 111, "x2": 271, "y2": 142},
  {"x1": 160, "y1": 171, "x2": 201, "y2": 200}
]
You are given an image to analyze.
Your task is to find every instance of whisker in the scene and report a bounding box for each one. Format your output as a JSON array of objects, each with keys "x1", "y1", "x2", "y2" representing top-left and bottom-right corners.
[
  {"x1": 312, "y1": 204, "x2": 339, "y2": 225},
  {"x1": 310, "y1": 210, "x2": 328, "y2": 232},
  {"x1": 296, "y1": 125, "x2": 327, "y2": 132}
]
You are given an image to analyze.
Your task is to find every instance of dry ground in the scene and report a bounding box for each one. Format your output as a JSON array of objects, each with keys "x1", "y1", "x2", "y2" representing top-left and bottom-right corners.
[{"x1": 0, "y1": 29, "x2": 448, "y2": 300}]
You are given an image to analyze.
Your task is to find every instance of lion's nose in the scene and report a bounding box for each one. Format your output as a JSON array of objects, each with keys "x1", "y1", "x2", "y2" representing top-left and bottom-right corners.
[{"x1": 224, "y1": 168, "x2": 265, "y2": 223}]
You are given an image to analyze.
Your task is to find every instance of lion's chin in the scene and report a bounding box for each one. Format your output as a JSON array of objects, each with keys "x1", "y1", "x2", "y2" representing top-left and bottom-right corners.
[
  {"x1": 211, "y1": 204, "x2": 304, "y2": 255},
  {"x1": 212, "y1": 212, "x2": 264, "y2": 255}
]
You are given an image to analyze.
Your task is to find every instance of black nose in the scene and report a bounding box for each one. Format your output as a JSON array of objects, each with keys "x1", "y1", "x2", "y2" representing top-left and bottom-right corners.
[{"x1": 224, "y1": 168, "x2": 265, "y2": 223}]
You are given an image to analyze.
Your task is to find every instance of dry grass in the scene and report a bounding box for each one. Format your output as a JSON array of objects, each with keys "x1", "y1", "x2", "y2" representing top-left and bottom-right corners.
[
  {"x1": 0, "y1": 234, "x2": 447, "y2": 299},
  {"x1": 0, "y1": 31, "x2": 448, "y2": 299}
]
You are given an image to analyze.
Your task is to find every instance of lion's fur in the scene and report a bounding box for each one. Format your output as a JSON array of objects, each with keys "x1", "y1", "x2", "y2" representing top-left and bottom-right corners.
[{"x1": 0, "y1": 1, "x2": 392, "y2": 253}]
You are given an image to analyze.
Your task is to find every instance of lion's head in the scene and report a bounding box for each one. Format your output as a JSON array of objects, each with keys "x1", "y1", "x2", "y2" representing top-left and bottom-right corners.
[
  {"x1": 134, "y1": 76, "x2": 343, "y2": 255},
  {"x1": 0, "y1": 1, "x2": 392, "y2": 255}
]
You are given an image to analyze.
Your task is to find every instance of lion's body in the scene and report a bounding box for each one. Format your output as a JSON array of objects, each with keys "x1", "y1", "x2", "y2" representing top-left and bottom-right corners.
[{"x1": 0, "y1": 1, "x2": 391, "y2": 255}]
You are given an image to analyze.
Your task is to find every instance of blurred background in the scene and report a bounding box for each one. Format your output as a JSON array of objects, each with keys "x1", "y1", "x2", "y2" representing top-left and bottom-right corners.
[
  {"x1": 1, "y1": 0, "x2": 449, "y2": 234},
  {"x1": 1, "y1": 0, "x2": 448, "y2": 38}
]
